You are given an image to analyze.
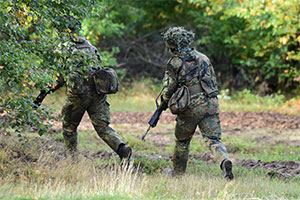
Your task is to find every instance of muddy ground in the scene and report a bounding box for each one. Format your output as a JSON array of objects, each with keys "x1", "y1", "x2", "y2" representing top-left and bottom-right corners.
[
  {"x1": 2, "y1": 111, "x2": 300, "y2": 178},
  {"x1": 50, "y1": 111, "x2": 300, "y2": 178},
  {"x1": 49, "y1": 111, "x2": 300, "y2": 131}
]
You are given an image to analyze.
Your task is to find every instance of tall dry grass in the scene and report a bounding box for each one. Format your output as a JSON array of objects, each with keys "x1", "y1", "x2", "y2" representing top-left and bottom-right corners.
[
  {"x1": 1, "y1": 130, "x2": 300, "y2": 200},
  {"x1": 1, "y1": 151, "x2": 299, "y2": 200}
]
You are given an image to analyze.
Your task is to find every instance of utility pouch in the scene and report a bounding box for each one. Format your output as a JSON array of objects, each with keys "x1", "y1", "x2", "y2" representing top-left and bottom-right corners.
[
  {"x1": 93, "y1": 68, "x2": 119, "y2": 94},
  {"x1": 168, "y1": 85, "x2": 191, "y2": 114},
  {"x1": 167, "y1": 54, "x2": 191, "y2": 114},
  {"x1": 198, "y1": 60, "x2": 219, "y2": 98},
  {"x1": 200, "y1": 75, "x2": 218, "y2": 98}
]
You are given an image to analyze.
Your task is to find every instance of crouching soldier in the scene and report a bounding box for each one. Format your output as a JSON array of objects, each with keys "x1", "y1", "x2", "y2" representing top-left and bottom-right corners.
[{"x1": 160, "y1": 27, "x2": 233, "y2": 180}]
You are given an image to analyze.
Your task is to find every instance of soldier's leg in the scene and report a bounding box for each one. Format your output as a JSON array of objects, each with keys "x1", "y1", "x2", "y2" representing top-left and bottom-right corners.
[
  {"x1": 87, "y1": 99, "x2": 127, "y2": 154},
  {"x1": 61, "y1": 97, "x2": 86, "y2": 153},
  {"x1": 173, "y1": 116, "x2": 198, "y2": 175},
  {"x1": 198, "y1": 114, "x2": 233, "y2": 180},
  {"x1": 198, "y1": 114, "x2": 228, "y2": 162}
]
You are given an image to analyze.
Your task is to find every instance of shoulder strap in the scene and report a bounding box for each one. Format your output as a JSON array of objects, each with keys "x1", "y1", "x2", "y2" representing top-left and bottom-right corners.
[
  {"x1": 178, "y1": 54, "x2": 187, "y2": 75},
  {"x1": 176, "y1": 54, "x2": 187, "y2": 85}
]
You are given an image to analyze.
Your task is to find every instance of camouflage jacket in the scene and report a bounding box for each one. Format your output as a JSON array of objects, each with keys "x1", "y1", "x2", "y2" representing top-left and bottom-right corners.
[
  {"x1": 162, "y1": 49, "x2": 220, "y2": 116},
  {"x1": 53, "y1": 37, "x2": 102, "y2": 97},
  {"x1": 66, "y1": 37, "x2": 102, "y2": 97}
]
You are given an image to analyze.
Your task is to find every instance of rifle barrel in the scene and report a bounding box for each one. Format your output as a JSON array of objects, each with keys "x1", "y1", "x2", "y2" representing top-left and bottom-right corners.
[{"x1": 141, "y1": 126, "x2": 151, "y2": 141}]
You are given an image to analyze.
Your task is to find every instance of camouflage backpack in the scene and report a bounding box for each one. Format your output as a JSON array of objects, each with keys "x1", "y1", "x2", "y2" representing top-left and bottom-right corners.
[
  {"x1": 72, "y1": 37, "x2": 119, "y2": 95},
  {"x1": 93, "y1": 68, "x2": 119, "y2": 94}
]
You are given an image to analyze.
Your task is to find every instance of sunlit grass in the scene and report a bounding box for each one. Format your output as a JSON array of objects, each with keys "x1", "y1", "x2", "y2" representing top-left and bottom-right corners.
[
  {"x1": 4, "y1": 80, "x2": 299, "y2": 199},
  {"x1": 42, "y1": 80, "x2": 300, "y2": 115},
  {"x1": 2, "y1": 118, "x2": 300, "y2": 199},
  {"x1": 1, "y1": 155, "x2": 300, "y2": 200},
  {"x1": 219, "y1": 89, "x2": 300, "y2": 115},
  {"x1": 42, "y1": 79, "x2": 159, "y2": 113}
]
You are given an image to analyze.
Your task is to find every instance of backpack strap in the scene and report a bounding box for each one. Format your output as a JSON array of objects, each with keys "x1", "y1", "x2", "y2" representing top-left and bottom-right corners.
[{"x1": 176, "y1": 54, "x2": 187, "y2": 86}]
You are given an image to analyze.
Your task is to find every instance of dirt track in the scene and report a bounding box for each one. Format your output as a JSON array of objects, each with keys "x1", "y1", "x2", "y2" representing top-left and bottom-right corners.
[
  {"x1": 236, "y1": 159, "x2": 300, "y2": 178},
  {"x1": 2, "y1": 111, "x2": 300, "y2": 178},
  {"x1": 77, "y1": 111, "x2": 300, "y2": 130},
  {"x1": 89, "y1": 111, "x2": 300, "y2": 178}
]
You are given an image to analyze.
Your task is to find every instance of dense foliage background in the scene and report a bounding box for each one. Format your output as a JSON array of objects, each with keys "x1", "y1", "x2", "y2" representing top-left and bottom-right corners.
[
  {"x1": 95, "y1": 0, "x2": 300, "y2": 94},
  {"x1": 0, "y1": 0, "x2": 299, "y2": 133}
]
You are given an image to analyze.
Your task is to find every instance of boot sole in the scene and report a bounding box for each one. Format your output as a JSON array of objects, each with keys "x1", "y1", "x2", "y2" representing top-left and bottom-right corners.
[{"x1": 224, "y1": 160, "x2": 234, "y2": 180}]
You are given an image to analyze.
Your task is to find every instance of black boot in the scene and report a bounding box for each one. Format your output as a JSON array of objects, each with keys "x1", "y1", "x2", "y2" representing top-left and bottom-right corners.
[
  {"x1": 117, "y1": 144, "x2": 132, "y2": 161},
  {"x1": 220, "y1": 159, "x2": 234, "y2": 180}
]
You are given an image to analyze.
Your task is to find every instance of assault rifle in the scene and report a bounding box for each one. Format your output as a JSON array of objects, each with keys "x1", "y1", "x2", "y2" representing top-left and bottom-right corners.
[
  {"x1": 33, "y1": 78, "x2": 65, "y2": 108},
  {"x1": 33, "y1": 89, "x2": 51, "y2": 108},
  {"x1": 141, "y1": 87, "x2": 167, "y2": 141},
  {"x1": 33, "y1": 87, "x2": 61, "y2": 108}
]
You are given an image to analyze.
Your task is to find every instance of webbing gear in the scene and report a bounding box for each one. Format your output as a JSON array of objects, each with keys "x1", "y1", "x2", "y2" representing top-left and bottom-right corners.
[
  {"x1": 74, "y1": 38, "x2": 119, "y2": 95},
  {"x1": 168, "y1": 54, "x2": 191, "y2": 114}
]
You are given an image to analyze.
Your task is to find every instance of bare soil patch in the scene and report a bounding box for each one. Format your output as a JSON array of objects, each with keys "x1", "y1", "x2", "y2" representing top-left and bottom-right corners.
[
  {"x1": 1, "y1": 133, "x2": 300, "y2": 179},
  {"x1": 72, "y1": 111, "x2": 300, "y2": 131},
  {"x1": 1, "y1": 111, "x2": 300, "y2": 178},
  {"x1": 237, "y1": 159, "x2": 300, "y2": 178}
]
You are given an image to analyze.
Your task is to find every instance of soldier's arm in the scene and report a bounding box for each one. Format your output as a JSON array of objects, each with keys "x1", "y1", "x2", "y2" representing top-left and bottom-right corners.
[
  {"x1": 33, "y1": 74, "x2": 65, "y2": 108},
  {"x1": 50, "y1": 74, "x2": 65, "y2": 91}
]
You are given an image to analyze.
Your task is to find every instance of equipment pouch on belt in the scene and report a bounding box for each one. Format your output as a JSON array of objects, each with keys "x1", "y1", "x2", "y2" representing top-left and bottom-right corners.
[
  {"x1": 93, "y1": 68, "x2": 119, "y2": 94},
  {"x1": 168, "y1": 85, "x2": 190, "y2": 114}
]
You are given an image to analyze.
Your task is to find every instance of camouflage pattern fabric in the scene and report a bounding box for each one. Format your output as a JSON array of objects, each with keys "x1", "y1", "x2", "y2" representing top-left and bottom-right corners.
[
  {"x1": 173, "y1": 114, "x2": 229, "y2": 175},
  {"x1": 161, "y1": 27, "x2": 229, "y2": 175},
  {"x1": 162, "y1": 50, "x2": 219, "y2": 104},
  {"x1": 62, "y1": 92, "x2": 124, "y2": 153},
  {"x1": 59, "y1": 37, "x2": 124, "y2": 153}
]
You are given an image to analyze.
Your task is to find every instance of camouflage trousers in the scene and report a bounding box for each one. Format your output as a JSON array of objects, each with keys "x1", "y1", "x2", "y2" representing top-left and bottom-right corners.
[
  {"x1": 173, "y1": 113, "x2": 229, "y2": 175},
  {"x1": 61, "y1": 93, "x2": 124, "y2": 153}
]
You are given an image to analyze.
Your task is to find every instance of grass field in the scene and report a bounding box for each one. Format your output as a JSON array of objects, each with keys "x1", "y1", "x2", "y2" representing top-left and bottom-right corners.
[
  {"x1": 1, "y1": 122, "x2": 300, "y2": 200},
  {"x1": 1, "y1": 80, "x2": 300, "y2": 199},
  {"x1": 42, "y1": 80, "x2": 300, "y2": 115}
]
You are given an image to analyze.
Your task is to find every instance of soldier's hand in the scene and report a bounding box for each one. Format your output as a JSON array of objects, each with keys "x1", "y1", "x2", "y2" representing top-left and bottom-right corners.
[
  {"x1": 32, "y1": 99, "x2": 41, "y2": 109},
  {"x1": 160, "y1": 96, "x2": 168, "y2": 111}
]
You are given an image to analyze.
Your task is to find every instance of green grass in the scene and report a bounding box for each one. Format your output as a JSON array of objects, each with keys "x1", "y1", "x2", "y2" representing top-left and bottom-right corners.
[
  {"x1": 220, "y1": 129, "x2": 300, "y2": 161},
  {"x1": 1, "y1": 163, "x2": 300, "y2": 200},
  {"x1": 42, "y1": 79, "x2": 160, "y2": 113},
  {"x1": 42, "y1": 80, "x2": 300, "y2": 115},
  {"x1": 4, "y1": 79, "x2": 300, "y2": 199},
  {"x1": 107, "y1": 79, "x2": 160, "y2": 112},
  {"x1": 219, "y1": 89, "x2": 300, "y2": 114},
  {"x1": 2, "y1": 122, "x2": 300, "y2": 199},
  {"x1": 104, "y1": 122, "x2": 300, "y2": 163}
]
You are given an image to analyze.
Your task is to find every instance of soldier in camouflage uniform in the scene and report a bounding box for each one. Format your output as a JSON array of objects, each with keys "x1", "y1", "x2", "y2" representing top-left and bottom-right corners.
[
  {"x1": 161, "y1": 27, "x2": 233, "y2": 180},
  {"x1": 50, "y1": 16, "x2": 132, "y2": 160}
]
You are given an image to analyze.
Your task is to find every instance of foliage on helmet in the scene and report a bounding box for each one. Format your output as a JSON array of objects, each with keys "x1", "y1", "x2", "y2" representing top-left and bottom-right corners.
[
  {"x1": 162, "y1": 27, "x2": 195, "y2": 52},
  {"x1": 54, "y1": 15, "x2": 82, "y2": 34}
]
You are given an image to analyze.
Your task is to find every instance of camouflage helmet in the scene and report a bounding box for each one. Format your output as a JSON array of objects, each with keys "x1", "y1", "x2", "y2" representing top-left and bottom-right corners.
[
  {"x1": 55, "y1": 15, "x2": 82, "y2": 34},
  {"x1": 162, "y1": 27, "x2": 195, "y2": 52}
]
